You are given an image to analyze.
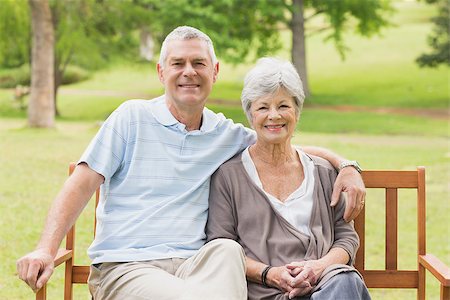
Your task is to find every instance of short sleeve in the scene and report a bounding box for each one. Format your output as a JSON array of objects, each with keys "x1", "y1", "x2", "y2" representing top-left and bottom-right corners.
[{"x1": 78, "y1": 102, "x2": 130, "y2": 180}]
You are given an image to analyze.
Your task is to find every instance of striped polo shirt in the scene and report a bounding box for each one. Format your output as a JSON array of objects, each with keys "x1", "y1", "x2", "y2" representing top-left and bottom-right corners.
[{"x1": 79, "y1": 96, "x2": 255, "y2": 264}]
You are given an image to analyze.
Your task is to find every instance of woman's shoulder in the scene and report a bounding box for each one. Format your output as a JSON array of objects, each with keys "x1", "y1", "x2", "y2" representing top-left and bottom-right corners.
[{"x1": 215, "y1": 151, "x2": 245, "y2": 173}]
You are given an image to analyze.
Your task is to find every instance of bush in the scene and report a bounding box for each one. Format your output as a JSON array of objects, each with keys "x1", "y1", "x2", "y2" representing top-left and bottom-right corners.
[
  {"x1": 60, "y1": 65, "x2": 90, "y2": 85},
  {"x1": 0, "y1": 65, "x2": 30, "y2": 88},
  {"x1": 0, "y1": 64, "x2": 90, "y2": 88}
]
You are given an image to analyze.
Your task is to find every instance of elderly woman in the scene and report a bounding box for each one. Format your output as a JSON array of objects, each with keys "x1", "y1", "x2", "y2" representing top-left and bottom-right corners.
[{"x1": 206, "y1": 58, "x2": 370, "y2": 300}]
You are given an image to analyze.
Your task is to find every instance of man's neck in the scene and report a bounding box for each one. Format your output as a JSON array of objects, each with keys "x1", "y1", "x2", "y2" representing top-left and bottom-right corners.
[{"x1": 166, "y1": 101, "x2": 203, "y2": 131}]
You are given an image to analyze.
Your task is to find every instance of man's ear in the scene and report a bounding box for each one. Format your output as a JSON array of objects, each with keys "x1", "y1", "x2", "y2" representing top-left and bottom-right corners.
[
  {"x1": 157, "y1": 63, "x2": 164, "y2": 84},
  {"x1": 213, "y1": 62, "x2": 219, "y2": 83}
]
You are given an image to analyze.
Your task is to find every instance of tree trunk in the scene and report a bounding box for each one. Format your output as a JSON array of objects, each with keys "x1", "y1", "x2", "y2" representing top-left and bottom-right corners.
[
  {"x1": 28, "y1": 0, "x2": 55, "y2": 127},
  {"x1": 53, "y1": 55, "x2": 61, "y2": 116},
  {"x1": 140, "y1": 28, "x2": 154, "y2": 61},
  {"x1": 291, "y1": 0, "x2": 310, "y2": 97}
]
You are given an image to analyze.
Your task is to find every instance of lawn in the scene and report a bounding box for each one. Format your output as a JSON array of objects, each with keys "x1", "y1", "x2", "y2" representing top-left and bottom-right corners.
[
  {"x1": 1, "y1": 118, "x2": 448, "y2": 300},
  {"x1": 0, "y1": 1, "x2": 448, "y2": 299}
]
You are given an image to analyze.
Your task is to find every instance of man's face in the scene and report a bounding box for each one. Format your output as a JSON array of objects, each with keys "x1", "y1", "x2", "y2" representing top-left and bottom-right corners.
[{"x1": 157, "y1": 39, "x2": 219, "y2": 111}]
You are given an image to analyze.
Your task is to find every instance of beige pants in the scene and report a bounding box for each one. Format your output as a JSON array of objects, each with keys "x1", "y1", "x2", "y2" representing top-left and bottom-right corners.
[{"x1": 88, "y1": 239, "x2": 247, "y2": 300}]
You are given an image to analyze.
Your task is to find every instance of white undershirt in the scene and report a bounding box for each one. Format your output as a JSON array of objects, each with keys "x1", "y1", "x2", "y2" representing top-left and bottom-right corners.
[{"x1": 241, "y1": 147, "x2": 315, "y2": 236}]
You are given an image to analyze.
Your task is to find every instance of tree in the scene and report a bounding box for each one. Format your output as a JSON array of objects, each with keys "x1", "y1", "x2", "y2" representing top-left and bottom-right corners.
[
  {"x1": 135, "y1": 0, "x2": 285, "y2": 64},
  {"x1": 28, "y1": 0, "x2": 54, "y2": 128},
  {"x1": 0, "y1": 0, "x2": 30, "y2": 68},
  {"x1": 416, "y1": 0, "x2": 450, "y2": 67},
  {"x1": 288, "y1": 0, "x2": 393, "y2": 96}
]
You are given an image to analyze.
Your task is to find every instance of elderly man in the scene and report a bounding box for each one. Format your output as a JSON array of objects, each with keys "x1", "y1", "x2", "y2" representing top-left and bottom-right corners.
[{"x1": 17, "y1": 26, "x2": 365, "y2": 300}]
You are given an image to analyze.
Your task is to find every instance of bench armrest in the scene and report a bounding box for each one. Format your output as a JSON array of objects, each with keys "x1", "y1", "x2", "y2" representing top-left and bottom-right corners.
[
  {"x1": 419, "y1": 254, "x2": 450, "y2": 286},
  {"x1": 36, "y1": 249, "x2": 73, "y2": 300}
]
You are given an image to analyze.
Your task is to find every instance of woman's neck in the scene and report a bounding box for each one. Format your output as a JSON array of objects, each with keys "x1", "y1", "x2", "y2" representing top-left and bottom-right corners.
[{"x1": 249, "y1": 141, "x2": 297, "y2": 167}]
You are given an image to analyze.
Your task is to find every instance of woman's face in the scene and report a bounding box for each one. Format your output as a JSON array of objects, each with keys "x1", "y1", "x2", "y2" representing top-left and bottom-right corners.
[{"x1": 250, "y1": 88, "x2": 298, "y2": 146}]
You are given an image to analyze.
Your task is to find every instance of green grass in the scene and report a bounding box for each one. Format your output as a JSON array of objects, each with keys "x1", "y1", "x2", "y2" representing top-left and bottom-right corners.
[
  {"x1": 0, "y1": 2, "x2": 449, "y2": 298},
  {"x1": 1, "y1": 118, "x2": 448, "y2": 300}
]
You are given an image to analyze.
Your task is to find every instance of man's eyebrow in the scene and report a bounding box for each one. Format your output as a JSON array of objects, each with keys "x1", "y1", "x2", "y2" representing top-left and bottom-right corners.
[{"x1": 169, "y1": 57, "x2": 184, "y2": 62}]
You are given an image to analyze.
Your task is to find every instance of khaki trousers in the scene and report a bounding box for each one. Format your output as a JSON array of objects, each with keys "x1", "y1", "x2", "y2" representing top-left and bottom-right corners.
[{"x1": 88, "y1": 239, "x2": 247, "y2": 300}]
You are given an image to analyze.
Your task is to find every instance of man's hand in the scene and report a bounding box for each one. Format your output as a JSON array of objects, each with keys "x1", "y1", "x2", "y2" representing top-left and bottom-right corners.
[
  {"x1": 331, "y1": 166, "x2": 366, "y2": 222},
  {"x1": 17, "y1": 249, "x2": 55, "y2": 292}
]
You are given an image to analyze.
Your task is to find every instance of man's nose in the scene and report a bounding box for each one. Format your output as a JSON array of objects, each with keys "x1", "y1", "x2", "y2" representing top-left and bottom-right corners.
[{"x1": 183, "y1": 63, "x2": 196, "y2": 76}]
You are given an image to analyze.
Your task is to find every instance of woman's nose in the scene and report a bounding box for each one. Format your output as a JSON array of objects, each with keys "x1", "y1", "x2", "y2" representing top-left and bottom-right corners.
[{"x1": 268, "y1": 108, "x2": 281, "y2": 119}]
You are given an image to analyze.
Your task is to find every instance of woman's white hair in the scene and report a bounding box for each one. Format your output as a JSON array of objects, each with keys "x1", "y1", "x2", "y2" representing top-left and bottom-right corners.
[
  {"x1": 158, "y1": 26, "x2": 218, "y2": 67},
  {"x1": 241, "y1": 57, "x2": 305, "y2": 125}
]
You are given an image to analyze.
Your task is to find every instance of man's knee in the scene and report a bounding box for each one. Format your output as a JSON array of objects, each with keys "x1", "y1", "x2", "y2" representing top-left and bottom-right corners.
[{"x1": 207, "y1": 238, "x2": 243, "y2": 254}]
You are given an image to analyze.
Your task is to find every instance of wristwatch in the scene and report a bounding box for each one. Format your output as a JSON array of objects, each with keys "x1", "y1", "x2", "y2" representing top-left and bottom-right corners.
[{"x1": 338, "y1": 160, "x2": 362, "y2": 173}]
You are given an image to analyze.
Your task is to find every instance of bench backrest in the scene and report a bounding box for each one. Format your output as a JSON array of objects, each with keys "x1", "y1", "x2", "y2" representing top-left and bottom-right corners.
[
  {"x1": 356, "y1": 168, "x2": 426, "y2": 298},
  {"x1": 65, "y1": 164, "x2": 427, "y2": 298}
]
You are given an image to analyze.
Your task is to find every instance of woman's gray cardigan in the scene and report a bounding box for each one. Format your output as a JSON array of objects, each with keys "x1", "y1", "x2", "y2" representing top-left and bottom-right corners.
[{"x1": 206, "y1": 152, "x2": 361, "y2": 300}]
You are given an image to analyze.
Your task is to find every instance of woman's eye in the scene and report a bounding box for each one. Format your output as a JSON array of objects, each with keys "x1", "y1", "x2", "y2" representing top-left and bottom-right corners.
[{"x1": 257, "y1": 107, "x2": 267, "y2": 111}]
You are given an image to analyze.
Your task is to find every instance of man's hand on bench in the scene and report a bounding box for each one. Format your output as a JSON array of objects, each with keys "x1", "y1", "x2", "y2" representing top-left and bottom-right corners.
[
  {"x1": 17, "y1": 249, "x2": 54, "y2": 293},
  {"x1": 331, "y1": 166, "x2": 366, "y2": 222}
]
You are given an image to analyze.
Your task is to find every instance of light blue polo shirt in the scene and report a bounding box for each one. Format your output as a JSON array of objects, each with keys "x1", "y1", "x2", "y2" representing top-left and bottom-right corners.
[{"x1": 79, "y1": 96, "x2": 255, "y2": 264}]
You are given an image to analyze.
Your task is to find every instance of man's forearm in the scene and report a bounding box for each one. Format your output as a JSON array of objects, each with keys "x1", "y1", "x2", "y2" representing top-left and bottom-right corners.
[
  {"x1": 302, "y1": 146, "x2": 344, "y2": 169},
  {"x1": 37, "y1": 163, "x2": 103, "y2": 256}
]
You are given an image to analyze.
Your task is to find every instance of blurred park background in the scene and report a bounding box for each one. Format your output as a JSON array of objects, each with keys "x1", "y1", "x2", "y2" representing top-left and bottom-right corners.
[{"x1": 0, "y1": 0, "x2": 448, "y2": 299}]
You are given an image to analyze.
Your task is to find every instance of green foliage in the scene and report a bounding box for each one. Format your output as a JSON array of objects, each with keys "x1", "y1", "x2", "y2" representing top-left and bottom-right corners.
[
  {"x1": 301, "y1": 0, "x2": 394, "y2": 59},
  {"x1": 0, "y1": 65, "x2": 30, "y2": 88},
  {"x1": 0, "y1": 65, "x2": 90, "y2": 88},
  {"x1": 416, "y1": 0, "x2": 450, "y2": 67},
  {"x1": 50, "y1": 0, "x2": 150, "y2": 71},
  {"x1": 0, "y1": 0, "x2": 30, "y2": 68},
  {"x1": 134, "y1": 0, "x2": 286, "y2": 64}
]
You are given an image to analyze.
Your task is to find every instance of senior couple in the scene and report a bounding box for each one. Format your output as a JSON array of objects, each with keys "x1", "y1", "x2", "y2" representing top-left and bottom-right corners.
[{"x1": 17, "y1": 26, "x2": 370, "y2": 299}]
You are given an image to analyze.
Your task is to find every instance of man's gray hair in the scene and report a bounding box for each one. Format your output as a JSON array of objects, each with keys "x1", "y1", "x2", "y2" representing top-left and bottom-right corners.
[
  {"x1": 241, "y1": 57, "x2": 305, "y2": 125},
  {"x1": 158, "y1": 26, "x2": 218, "y2": 67}
]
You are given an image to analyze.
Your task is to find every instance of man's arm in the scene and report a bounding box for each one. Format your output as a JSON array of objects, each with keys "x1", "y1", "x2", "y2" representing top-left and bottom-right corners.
[
  {"x1": 16, "y1": 163, "x2": 103, "y2": 292},
  {"x1": 302, "y1": 146, "x2": 366, "y2": 222}
]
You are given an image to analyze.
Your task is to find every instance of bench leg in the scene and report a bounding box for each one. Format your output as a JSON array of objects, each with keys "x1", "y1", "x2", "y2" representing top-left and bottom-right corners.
[
  {"x1": 441, "y1": 285, "x2": 449, "y2": 300},
  {"x1": 36, "y1": 284, "x2": 47, "y2": 300}
]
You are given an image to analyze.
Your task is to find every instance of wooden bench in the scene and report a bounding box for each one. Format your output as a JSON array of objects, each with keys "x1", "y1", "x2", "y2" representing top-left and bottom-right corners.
[{"x1": 35, "y1": 165, "x2": 450, "y2": 299}]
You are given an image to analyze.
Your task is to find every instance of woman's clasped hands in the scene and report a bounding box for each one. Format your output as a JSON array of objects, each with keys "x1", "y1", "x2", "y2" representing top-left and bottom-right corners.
[{"x1": 267, "y1": 260, "x2": 326, "y2": 299}]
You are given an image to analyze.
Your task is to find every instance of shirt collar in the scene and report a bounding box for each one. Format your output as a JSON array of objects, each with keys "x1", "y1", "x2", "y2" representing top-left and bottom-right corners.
[
  {"x1": 152, "y1": 95, "x2": 221, "y2": 132},
  {"x1": 152, "y1": 95, "x2": 178, "y2": 126}
]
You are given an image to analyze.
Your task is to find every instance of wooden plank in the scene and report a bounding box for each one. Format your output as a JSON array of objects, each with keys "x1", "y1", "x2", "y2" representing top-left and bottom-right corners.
[
  {"x1": 354, "y1": 206, "x2": 365, "y2": 272},
  {"x1": 417, "y1": 167, "x2": 426, "y2": 256},
  {"x1": 362, "y1": 171, "x2": 418, "y2": 188},
  {"x1": 72, "y1": 266, "x2": 90, "y2": 284},
  {"x1": 53, "y1": 249, "x2": 73, "y2": 267},
  {"x1": 363, "y1": 270, "x2": 418, "y2": 288},
  {"x1": 417, "y1": 167, "x2": 427, "y2": 300},
  {"x1": 64, "y1": 259, "x2": 73, "y2": 300},
  {"x1": 35, "y1": 284, "x2": 46, "y2": 300},
  {"x1": 419, "y1": 255, "x2": 450, "y2": 286},
  {"x1": 386, "y1": 188, "x2": 398, "y2": 270},
  {"x1": 441, "y1": 285, "x2": 449, "y2": 300}
]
